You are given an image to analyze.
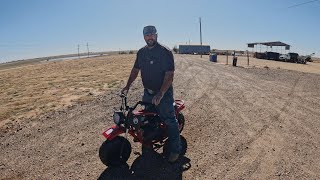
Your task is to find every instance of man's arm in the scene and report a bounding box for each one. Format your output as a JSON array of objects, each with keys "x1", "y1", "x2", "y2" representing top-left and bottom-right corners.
[
  {"x1": 152, "y1": 71, "x2": 174, "y2": 105},
  {"x1": 121, "y1": 68, "x2": 140, "y2": 93},
  {"x1": 159, "y1": 71, "x2": 174, "y2": 95}
]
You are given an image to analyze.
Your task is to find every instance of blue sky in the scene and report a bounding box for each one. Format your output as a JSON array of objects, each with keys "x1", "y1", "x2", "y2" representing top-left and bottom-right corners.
[{"x1": 0, "y1": 0, "x2": 319, "y2": 62}]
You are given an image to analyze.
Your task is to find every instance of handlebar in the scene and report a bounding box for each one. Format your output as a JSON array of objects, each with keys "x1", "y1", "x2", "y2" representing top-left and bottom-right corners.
[
  {"x1": 131, "y1": 101, "x2": 154, "y2": 111},
  {"x1": 117, "y1": 93, "x2": 128, "y2": 111},
  {"x1": 117, "y1": 93, "x2": 154, "y2": 111}
]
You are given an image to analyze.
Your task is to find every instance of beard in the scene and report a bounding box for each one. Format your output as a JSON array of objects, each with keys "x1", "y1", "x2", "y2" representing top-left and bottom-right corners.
[{"x1": 146, "y1": 39, "x2": 157, "y2": 47}]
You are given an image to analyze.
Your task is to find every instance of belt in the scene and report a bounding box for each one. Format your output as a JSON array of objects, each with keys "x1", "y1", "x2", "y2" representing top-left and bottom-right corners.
[{"x1": 146, "y1": 89, "x2": 157, "y2": 95}]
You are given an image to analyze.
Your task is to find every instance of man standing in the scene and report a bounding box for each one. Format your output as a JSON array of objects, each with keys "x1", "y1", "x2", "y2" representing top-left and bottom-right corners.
[{"x1": 121, "y1": 25, "x2": 181, "y2": 163}]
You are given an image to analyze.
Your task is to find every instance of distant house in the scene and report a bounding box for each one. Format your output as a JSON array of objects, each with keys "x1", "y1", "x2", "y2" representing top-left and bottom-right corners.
[{"x1": 179, "y1": 45, "x2": 210, "y2": 55}]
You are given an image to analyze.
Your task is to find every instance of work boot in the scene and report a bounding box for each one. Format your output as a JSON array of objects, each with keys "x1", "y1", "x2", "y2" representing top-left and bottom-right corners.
[{"x1": 168, "y1": 152, "x2": 179, "y2": 163}]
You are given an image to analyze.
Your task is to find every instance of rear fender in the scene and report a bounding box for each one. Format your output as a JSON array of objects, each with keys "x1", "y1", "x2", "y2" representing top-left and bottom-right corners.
[
  {"x1": 174, "y1": 100, "x2": 185, "y2": 114},
  {"x1": 102, "y1": 125, "x2": 125, "y2": 140}
]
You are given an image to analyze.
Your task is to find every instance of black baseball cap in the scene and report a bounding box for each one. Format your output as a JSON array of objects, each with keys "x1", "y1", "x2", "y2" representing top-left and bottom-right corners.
[{"x1": 143, "y1": 25, "x2": 157, "y2": 36}]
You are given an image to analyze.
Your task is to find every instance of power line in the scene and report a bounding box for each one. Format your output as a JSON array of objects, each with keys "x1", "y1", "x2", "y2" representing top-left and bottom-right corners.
[{"x1": 288, "y1": 0, "x2": 320, "y2": 8}]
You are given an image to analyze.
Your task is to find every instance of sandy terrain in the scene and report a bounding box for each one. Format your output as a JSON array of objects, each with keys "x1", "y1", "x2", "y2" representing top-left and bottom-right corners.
[{"x1": 1, "y1": 54, "x2": 320, "y2": 179}]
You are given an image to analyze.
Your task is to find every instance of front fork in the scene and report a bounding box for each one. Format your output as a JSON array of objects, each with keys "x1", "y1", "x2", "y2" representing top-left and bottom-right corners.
[{"x1": 120, "y1": 129, "x2": 129, "y2": 158}]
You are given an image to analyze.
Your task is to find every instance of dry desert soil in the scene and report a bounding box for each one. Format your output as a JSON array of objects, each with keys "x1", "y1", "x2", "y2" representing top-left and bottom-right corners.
[{"x1": 1, "y1": 54, "x2": 320, "y2": 179}]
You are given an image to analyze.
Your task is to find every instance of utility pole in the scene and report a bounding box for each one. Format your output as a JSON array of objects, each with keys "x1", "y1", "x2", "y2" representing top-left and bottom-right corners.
[
  {"x1": 247, "y1": 50, "x2": 250, "y2": 66},
  {"x1": 199, "y1": 17, "x2": 203, "y2": 58},
  {"x1": 86, "y1": 42, "x2": 89, "y2": 58},
  {"x1": 77, "y1": 44, "x2": 80, "y2": 58},
  {"x1": 226, "y1": 50, "x2": 229, "y2": 65}
]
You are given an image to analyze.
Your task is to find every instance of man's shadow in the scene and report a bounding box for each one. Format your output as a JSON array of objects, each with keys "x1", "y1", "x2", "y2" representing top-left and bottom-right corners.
[{"x1": 98, "y1": 136, "x2": 191, "y2": 180}]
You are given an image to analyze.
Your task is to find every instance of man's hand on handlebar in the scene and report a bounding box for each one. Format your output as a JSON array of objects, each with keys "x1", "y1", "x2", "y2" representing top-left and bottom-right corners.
[{"x1": 121, "y1": 86, "x2": 130, "y2": 95}]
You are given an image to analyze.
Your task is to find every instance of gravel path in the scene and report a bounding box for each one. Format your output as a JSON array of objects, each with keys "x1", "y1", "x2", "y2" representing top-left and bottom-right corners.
[{"x1": 1, "y1": 55, "x2": 320, "y2": 179}]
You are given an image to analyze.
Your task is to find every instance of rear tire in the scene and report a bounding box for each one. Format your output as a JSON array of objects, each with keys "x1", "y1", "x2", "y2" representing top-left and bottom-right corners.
[
  {"x1": 163, "y1": 135, "x2": 187, "y2": 157},
  {"x1": 99, "y1": 136, "x2": 131, "y2": 167},
  {"x1": 177, "y1": 112, "x2": 185, "y2": 132}
]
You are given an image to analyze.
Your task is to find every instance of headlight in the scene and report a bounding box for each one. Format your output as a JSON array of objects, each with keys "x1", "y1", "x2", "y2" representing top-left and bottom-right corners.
[
  {"x1": 132, "y1": 116, "x2": 145, "y2": 126},
  {"x1": 133, "y1": 117, "x2": 139, "y2": 125},
  {"x1": 113, "y1": 111, "x2": 123, "y2": 125}
]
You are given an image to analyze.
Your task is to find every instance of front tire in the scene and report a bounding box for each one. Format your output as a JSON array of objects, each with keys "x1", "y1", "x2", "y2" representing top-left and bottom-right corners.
[{"x1": 99, "y1": 136, "x2": 131, "y2": 167}]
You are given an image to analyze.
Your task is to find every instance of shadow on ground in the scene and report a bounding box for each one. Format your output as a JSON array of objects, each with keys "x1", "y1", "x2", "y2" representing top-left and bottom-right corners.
[{"x1": 98, "y1": 136, "x2": 191, "y2": 180}]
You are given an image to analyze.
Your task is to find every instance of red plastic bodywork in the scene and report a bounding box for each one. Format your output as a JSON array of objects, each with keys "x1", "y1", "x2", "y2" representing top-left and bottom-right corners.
[
  {"x1": 102, "y1": 125, "x2": 144, "y2": 142},
  {"x1": 173, "y1": 100, "x2": 185, "y2": 116},
  {"x1": 102, "y1": 125, "x2": 125, "y2": 140},
  {"x1": 102, "y1": 99, "x2": 185, "y2": 143}
]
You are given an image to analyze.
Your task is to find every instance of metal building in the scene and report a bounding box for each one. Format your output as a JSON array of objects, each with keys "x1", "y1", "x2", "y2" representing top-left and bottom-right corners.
[
  {"x1": 179, "y1": 45, "x2": 210, "y2": 55},
  {"x1": 247, "y1": 41, "x2": 291, "y2": 61}
]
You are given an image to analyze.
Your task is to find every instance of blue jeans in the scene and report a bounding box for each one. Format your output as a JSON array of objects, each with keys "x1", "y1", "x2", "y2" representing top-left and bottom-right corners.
[{"x1": 142, "y1": 87, "x2": 181, "y2": 154}]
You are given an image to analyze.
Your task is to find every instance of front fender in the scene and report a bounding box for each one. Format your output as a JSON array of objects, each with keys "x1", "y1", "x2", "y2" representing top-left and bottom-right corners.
[{"x1": 102, "y1": 125, "x2": 125, "y2": 140}]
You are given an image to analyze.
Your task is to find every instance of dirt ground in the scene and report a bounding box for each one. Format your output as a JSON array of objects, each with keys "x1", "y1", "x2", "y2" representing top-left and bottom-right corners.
[
  {"x1": 1, "y1": 54, "x2": 320, "y2": 179},
  {"x1": 216, "y1": 55, "x2": 320, "y2": 74},
  {"x1": 0, "y1": 55, "x2": 134, "y2": 128}
]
